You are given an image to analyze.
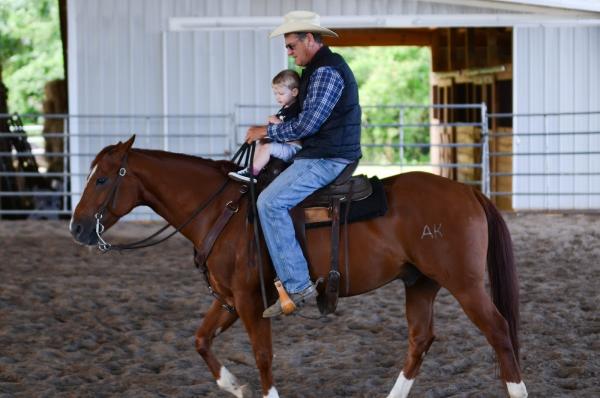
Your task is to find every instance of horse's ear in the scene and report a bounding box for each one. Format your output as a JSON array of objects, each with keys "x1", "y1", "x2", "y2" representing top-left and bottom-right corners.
[{"x1": 121, "y1": 134, "x2": 136, "y2": 152}]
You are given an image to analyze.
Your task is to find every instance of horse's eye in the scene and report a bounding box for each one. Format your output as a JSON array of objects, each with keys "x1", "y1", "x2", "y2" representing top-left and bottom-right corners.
[{"x1": 96, "y1": 177, "x2": 108, "y2": 186}]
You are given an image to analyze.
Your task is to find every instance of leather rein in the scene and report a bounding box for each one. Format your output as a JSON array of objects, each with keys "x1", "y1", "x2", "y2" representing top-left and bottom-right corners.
[
  {"x1": 92, "y1": 143, "x2": 269, "y2": 313},
  {"x1": 93, "y1": 152, "x2": 231, "y2": 253}
]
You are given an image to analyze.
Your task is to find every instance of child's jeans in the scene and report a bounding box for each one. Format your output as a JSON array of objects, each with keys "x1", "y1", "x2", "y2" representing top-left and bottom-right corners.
[{"x1": 270, "y1": 140, "x2": 302, "y2": 162}]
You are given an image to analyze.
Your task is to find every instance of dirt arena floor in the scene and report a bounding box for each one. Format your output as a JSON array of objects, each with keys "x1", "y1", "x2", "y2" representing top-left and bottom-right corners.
[{"x1": 1, "y1": 213, "x2": 599, "y2": 397}]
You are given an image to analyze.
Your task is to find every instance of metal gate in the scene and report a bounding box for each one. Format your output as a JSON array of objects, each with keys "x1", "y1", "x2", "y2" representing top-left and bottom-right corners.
[
  {"x1": 235, "y1": 102, "x2": 489, "y2": 190},
  {"x1": 0, "y1": 113, "x2": 234, "y2": 219},
  {"x1": 488, "y1": 110, "x2": 600, "y2": 210},
  {"x1": 2, "y1": 106, "x2": 599, "y2": 219}
]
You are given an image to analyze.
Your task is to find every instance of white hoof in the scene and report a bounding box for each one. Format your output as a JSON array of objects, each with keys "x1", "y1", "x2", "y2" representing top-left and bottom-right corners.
[
  {"x1": 217, "y1": 366, "x2": 247, "y2": 398},
  {"x1": 264, "y1": 386, "x2": 280, "y2": 398},
  {"x1": 387, "y1": 371, "x2": 414, "y2": 398},
  {"x1": 507, "y1": 381, "x2": 528, "y2": 398}
]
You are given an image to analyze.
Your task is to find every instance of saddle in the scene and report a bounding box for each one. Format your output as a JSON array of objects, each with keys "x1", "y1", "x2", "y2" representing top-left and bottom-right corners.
[
  {"x1": 256, "y1": 158, "x2": 373, "y2": 221},
  {"x1": 256, "y1": 158, "x2": 386, "y2": 315},
  {"x1": 299, "y1": 162, "x2": 372, "y2": 225}
]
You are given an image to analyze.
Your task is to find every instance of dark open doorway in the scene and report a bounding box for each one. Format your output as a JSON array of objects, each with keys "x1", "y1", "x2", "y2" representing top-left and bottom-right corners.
[{"x1": 325, "y1": 27, "x2": 513, "y2": 209}]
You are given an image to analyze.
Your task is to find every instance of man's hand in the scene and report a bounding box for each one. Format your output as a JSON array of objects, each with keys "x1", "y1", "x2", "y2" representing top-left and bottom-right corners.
[
  {"x1": 268, "y1": 115, "x2": 282, "y2": 124},
  {"x1": 245, "y1": 126, "x2": 268, "y2": 143}
]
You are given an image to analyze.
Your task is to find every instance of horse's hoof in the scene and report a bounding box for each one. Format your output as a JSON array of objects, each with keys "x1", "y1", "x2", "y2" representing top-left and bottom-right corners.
[{"x1": 217, "y1": 366, "x2": 248, "y2": 398}]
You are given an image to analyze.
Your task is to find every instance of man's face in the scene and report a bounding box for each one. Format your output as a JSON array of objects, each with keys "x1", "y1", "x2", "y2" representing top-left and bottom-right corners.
[{"x1": 285, "y1": 33, "x2": 310, "y2": 67}]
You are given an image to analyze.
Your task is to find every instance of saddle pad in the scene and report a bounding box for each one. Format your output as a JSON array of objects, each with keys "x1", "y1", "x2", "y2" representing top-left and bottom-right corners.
[{"x1": 305, "y1": 176, "x2": 388, "y2": 227}]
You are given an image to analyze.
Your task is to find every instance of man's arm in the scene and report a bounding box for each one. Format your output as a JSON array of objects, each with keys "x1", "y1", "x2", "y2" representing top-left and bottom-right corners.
[
  {"x1": 267, "y1": 66, "x2": 344, "y2": 142},
  {"x1": 245, "y1": 125, "x2": 268, "y2": 143}
]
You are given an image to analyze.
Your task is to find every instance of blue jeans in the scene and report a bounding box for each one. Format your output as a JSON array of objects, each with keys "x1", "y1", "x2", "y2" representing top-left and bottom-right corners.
[{"x1": 257, "y1": 158, "x2": 348, "y2": 293}]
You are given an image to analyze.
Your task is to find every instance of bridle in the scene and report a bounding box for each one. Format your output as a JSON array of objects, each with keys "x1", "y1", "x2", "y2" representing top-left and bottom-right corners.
[
  {"x1": 91, "y1": 143, "x2": 269, "y2": 311},
  {"x1": 92, "y1": 151, "x2": 230, "y2": 252},
  {"x1": 93, "y1": 152, "x2": 130, "y2": 251}
]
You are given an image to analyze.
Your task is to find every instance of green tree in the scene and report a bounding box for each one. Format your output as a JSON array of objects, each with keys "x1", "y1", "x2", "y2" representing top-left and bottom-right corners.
[
  {"x1": 0, "y1": 0, "x2": 64, "y2": 115},
  {"x1": 0, "y1": 3, "x2": 24, "y2": 122},
  {"x1": 288, "y1": 46, "x2": 431, "y2": 163},
  {"x1": 334, "y1": 46, "x2": 431, "y2": 164}
]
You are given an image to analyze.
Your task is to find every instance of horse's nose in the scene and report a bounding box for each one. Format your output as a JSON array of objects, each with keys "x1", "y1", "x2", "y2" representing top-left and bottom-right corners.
[{"x1": 69, "y1": 218, "x2": 83, "y2": 239}]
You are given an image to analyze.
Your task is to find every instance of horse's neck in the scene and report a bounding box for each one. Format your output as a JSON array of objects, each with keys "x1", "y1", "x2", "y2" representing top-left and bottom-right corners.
[{"x1": 131, "y1": 150, "x2": 228, "y2": 242}]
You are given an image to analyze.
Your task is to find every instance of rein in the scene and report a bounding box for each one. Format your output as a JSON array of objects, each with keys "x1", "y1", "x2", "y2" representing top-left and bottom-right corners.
[
  {"x1": 94, "y1": 152, "x2": 230, "y2": 252},
  {"x1": 94, "y1": 143, "x2": 269, "y2": 312}
]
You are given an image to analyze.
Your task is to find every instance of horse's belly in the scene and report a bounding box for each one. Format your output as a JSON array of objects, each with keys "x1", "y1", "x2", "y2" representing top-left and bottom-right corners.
[{"x1": 305, "y1": 221, "x2": 407, "y2": 296}]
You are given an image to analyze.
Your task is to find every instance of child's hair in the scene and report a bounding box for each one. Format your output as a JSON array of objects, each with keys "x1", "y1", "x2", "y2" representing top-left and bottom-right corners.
[{"x1": 272, "y1": 69, "x2": 300, "y2": 90}]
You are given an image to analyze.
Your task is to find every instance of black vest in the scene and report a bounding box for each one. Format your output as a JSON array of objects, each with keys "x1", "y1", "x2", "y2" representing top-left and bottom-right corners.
[
  {"x1": 275, "y1": 101, "x2": 300, "y2": 122},
  {"x1": 295, "y1": 47, "x2": 362, "y2": 160}
]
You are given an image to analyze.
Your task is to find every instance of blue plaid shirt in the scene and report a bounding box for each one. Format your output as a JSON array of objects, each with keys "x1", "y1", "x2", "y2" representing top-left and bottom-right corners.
[{"x1": 267, "y1": 66, "x2": 344, "y2": 142}]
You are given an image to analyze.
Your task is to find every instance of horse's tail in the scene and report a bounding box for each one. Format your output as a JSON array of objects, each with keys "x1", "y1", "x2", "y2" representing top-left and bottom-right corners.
[{"x1": 473, "y1": 189, "x2": 520, "y2": 364}]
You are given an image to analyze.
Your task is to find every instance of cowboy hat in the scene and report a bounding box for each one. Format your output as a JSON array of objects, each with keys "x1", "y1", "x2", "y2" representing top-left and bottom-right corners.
[{"x1": 269, "y1": 10, "x2": 338, "y2": 38}]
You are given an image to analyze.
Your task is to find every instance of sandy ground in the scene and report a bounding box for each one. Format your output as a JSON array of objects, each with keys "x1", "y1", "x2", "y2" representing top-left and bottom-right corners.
[{"x1": 0, "y1": 213, "x2": 599, "y2": 397}]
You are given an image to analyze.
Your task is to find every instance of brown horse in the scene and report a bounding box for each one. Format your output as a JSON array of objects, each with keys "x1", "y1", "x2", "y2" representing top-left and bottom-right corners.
[{"x1": 70, "y1": 136, "x2": 528, "y2": 398}]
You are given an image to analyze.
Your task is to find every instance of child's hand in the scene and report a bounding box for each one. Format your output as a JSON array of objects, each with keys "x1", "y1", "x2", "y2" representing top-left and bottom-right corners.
[{"x1": 268, "y1": 115, "x2": 282, "y2": 124}]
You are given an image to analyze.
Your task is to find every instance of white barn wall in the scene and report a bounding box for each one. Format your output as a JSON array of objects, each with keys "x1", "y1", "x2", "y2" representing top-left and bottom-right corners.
[
  {"x1": 67, "y1": 0, "x2": 511, "y2": 212},
  {"x1": 68, "y1": 0, "x2": 600, "y2": 214},
  {"x1": 513, "y1": 26, "x2": 600, "y2": 210},
  {"x1": 68, "y1": 0, "x2": 510, "y2": 140}
]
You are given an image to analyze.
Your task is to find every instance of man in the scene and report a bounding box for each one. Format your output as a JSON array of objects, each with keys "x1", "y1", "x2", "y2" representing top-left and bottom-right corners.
[{"x1": 245, "y1": 11, "x2": 362, "y2": 317}]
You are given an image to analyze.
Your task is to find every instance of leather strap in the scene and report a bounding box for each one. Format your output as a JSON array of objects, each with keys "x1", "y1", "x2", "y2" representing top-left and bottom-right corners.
[
  {"x1": 343, "y1": 180, "x2": 354, "y2": 295},
  {"x1": 321, "y1": 197, "x2": 342, "y2": 314},
  {"x1": 196, "y1": 188, "x2": 246, "y2": 266},
  {"x1": 290, "y1": 207, "x2": 310, "y2": 266},
  {"x1": 330, "y1": 197, "x2": 341, "y2": 276},
  {"x1": 194, "y1": 249, "x2": 236, "y2": 314}
]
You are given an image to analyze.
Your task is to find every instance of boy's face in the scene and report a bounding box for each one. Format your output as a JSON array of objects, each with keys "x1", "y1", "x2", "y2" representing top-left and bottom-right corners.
[{"x1": 272, "y1": 84, "x2": 298, "y2": 107}]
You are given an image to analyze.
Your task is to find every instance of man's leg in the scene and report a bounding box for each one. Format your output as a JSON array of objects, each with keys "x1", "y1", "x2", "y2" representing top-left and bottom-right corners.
[{"x1": 257, "y1": 158, "x2": 347, "y2": 293}]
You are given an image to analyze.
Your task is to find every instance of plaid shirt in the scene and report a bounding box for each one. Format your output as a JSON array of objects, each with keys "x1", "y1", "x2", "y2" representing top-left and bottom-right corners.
[{"x1": 267, "y1": 66, "x2": 344, "y2": 142}]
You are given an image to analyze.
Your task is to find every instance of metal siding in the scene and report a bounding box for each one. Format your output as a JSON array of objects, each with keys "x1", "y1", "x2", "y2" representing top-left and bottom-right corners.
[
  {"x1": 70, "y1": 0, "x2": 520, "y2": 119},
  {"x1": 529, "y1": 28, "x2": 545, "y2": 209},
  {"x1": 67, "y1": 0, "x2": 81, "y2": 203},
  {"x1": 514, "y1": 26, "x2": 600, "y2": 209},
  {"x1": 308, "y1": 0, "x2": 508, "y2": 14},
  {"x1": 340, "y1": 0, "x2": 359, "y2": 15},
  {"x1": 590, "y1": 28, "x2": 600, "y2": 206},
  {"x1": 559, "y1": 28, "x2": 575, "y2": 208},
  {"x1": 68, "y1": 0, "x2": 600, "y2": 215},
  {"x1": 544, "y1": 28, "x2": 560, "y2": 209},
  {"x1": 513, "y1": 28, "x2": 529, "y2": 209},
  {"x1": 573, "y1": 28, "x2": 589, "y2": 208},
  {"x1": 209, "y1": 30, "x2": 226, "y2": 156}
]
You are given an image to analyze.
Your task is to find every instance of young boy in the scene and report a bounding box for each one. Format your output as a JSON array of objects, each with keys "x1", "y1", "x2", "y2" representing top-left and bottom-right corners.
[{"x1": 229, "y1": 69, "x2": 302, "y2": 183}]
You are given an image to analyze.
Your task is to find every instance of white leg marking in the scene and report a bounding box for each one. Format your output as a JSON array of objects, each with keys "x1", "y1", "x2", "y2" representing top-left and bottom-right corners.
[
  {"x1": 264, "y1": 386, "x2": 280, "y2": 398},
  {"x1": 217, "y1": 366, "x2": 246, "y2": 398},
  {"x1": 387, "y1": 371, "x2": 414, "y2": 398},
  {"x1": 507, "y1": 381, "x2": 528, "y2": 398}
]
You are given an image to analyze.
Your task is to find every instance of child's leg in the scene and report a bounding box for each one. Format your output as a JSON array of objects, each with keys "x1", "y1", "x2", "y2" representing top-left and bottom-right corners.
[
  {"x1": 252, "y1": 141, "x2": 272, "y2": 175},
  {"x1": 270, "y1": 142, "x2": 302, "y2": 163}
]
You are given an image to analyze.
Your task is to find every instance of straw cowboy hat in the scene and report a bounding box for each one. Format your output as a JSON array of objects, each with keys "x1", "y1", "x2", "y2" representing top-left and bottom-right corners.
[{"x1": 269, "y1": 10, "x2": 338, "y2": 38}]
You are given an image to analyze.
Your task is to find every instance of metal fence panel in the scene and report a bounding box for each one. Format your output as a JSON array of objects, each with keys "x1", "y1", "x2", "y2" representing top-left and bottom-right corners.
[
  {"x1": 234, "y1": 103, "x2": 488, "y2": 188},
  {"x1": 489, "y1": 111, "x2": 600, "y2": 210},
  {"x1": 4, "y1": 107, "x2": 599, "y2": 219},
  {"x1": 0, "y1": 113, "x2": 234, "y2": 220}
]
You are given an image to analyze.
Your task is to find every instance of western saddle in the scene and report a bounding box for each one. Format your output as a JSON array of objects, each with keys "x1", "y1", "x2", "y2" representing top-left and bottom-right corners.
[{"x1": 257, "y1": 159, "x2": 373, "y2": 315}]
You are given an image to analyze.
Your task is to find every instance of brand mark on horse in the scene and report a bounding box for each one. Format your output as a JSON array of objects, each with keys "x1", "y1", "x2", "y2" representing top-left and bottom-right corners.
[{"x1": 421, "y1": 224, "x2": 443, "y2": 239}]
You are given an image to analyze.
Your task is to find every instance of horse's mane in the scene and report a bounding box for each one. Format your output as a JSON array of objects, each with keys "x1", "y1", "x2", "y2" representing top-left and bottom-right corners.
[
  {"x1": 91, "y1": 144, "x2": 118, "y2": 168},
  {"x1": 90, "y1": 145, "x2": 238, "y2": 175}
]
